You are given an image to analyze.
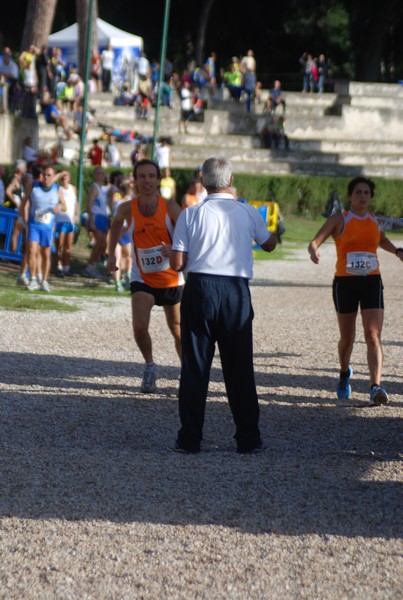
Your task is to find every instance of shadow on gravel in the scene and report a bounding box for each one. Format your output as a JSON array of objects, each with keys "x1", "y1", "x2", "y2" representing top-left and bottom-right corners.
[{"x1": 0, "y1": 352, "x2": 401, "y2": 540}]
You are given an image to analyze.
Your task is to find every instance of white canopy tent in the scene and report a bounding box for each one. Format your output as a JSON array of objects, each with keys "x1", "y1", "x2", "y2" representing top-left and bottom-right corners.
[{"x1": 48, "y1": 18, "x2": 143, "y2": 73}]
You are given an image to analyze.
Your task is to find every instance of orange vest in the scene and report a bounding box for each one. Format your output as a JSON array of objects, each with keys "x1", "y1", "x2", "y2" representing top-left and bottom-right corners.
[
  {"x1": 131, "y1": 196, "x2": 183, "y2": 288},
  {"x1": 335, "y1": 211, "x2": 381, "y2": 277}
]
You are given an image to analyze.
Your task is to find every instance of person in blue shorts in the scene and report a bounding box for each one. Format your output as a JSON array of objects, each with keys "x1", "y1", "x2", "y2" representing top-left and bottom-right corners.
[
  {"x1": 21, "y1": 164, "x2": 66, "y2": 292},
  {"x1": 54, "y1": 170, "x2": 79, "y2": 276}
]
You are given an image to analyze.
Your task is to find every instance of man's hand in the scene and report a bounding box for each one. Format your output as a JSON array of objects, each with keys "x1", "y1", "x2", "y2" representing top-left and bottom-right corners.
[
  {"x1": 161, "y1": 241, "x2": 171, "y2": 257},
  {"x1": 107, "y1": 255, "x2": 118, "y2": 273}
]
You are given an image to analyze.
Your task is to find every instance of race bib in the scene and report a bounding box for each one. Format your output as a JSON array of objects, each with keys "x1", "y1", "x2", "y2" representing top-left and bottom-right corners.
[
  {"x1": 346, "y1": 252, "x2": 377, "y2": 276},
  {"x1": 34, "y1": 208, "x2": 52, "y2": 225},
  {"x1": 137, "y1": 245, "x2": 169, "y2": 273}
]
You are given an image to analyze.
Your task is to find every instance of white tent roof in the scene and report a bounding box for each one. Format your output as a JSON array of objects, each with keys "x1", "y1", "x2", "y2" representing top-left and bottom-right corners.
[{"x1": 48, "y1": 17, "x2": 143, "y2": 49}]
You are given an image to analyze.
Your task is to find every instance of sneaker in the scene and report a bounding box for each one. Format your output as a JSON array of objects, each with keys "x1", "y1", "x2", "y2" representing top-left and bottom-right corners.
[
  {"x1": 55, "y1": 268, "x2": 64, "y2": 278},
  {"x1": 27, "y1": 278, "x2": 39, "y2": 291},
  {"x1": 116, "y1": 282, "x2": 123, "y2": 293},
  {"x1": 237, "y1": 439, "x2": 269, "y2": 455},
  {"x1": 369, "y1": 385, "x2": 389, "y2": 406},
  {"x1": 140, "y1": 364, "x2": 157, "y2": 393},
  {"x1": 40, "y1": 280, "x2": 51, "y2": 293},
  {"x1": 83, "y1": 264, "x2": 100, "y2": 278},
  {"x1": 337, "y1": 366, "x2": 353, "y2": 399},
  {"x1": 17, "y1": 273, "x2": 29, "y2": 287}
]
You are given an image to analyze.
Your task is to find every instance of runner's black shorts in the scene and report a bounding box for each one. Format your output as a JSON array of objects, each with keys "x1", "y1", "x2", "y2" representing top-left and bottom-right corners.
[
  {"x1": 332, "y1": 275, "x2": 384, "y2": 313},
  {"x1": 130, "y1": 281, "x2": 183, "y2": 306}
]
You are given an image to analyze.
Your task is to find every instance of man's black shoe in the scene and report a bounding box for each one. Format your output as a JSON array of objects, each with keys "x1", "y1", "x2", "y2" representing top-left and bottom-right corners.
[
  {"x1": 237, "y1": 439, "x2": 269, "y2": 454},
  {"x1": 172, "y1": 442, "x2": 200, "y2": 455}
]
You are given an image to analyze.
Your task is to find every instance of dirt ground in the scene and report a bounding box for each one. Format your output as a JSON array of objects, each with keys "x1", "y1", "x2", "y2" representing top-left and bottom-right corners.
[{"x1": 0, "y1": 241, "x2": 402, "y2": 599}]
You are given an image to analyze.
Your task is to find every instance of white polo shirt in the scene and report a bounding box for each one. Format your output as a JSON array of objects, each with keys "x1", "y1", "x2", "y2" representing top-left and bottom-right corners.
[{"x1": 172, "y1": 193, "x2": 271, "y2": 278}]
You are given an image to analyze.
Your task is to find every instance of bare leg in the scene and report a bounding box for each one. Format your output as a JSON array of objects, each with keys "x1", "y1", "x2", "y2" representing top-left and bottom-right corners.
[
  {"x1": 131, "y1": 292, "x2": 155, "y2": 363},
  {"x1": 361, "y1": 308, "x2": 384, "y2": 386},
  {"x1": 40, "y1": 246, "x2": 51, "y2": 281},
  {"x1": 163, "y1": 303, "x2": 182, "y2": 361},
  {"x1": 336, "y1": 312, "x2": 357, "y2": 371}
]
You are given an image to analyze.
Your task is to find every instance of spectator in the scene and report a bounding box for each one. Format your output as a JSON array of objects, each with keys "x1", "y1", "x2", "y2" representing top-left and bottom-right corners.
[
  {"x1": 178, "y1": 81, "x2": 193, "y2": 134},
  {"x1": 54, "y1": 170, "x2": 79, "y2": 277},
  {"x1": 0, "y1": 47, "x2": 19, "y2": 113},
  {"x1": 90, "y1": 49, "x2": 102, "y2": 93},
  {"x1": 222, "y1": 63, "x2": 243, "y2": 101},
  {"x1": 43, "y1": 98, "x2": 72, "y2": 140},
  {"x1": 104, "y1": 134, "x2": 122, "y2": 167},
  {"x1": 83, "y1": 166, "x2": 109, "y2": 279},
  {"x1": 170, "y1": 156, "x2": 276, "y2": 454},
  {"x1": 36, "y1": 45, "x2": 51, "y2": 97},
  {"x1": 181, "y1": 179, "x2": 199, "y2": 210},
  {"x1": 160, "y1": 167, "x2": 176, "y2": 202},
  {"x1": 241, "y1": 49, "x2": 256, "y2": 74},
  {"x1": 88, "y1": 139, "x2": 103, "y2": 166},
  {"x1": 318, "y1": 54, "x2": 328, "y2": 94},
  {"x1": 19, "y1": 44, "x2": 39, "y2": 119},
  {"x1": 22, "y1": 136, "x2": 39, "y2": 163},
  {"x1": 101, "y1": 43, "x2": 114, "y2": 92},
  {"x1": 265, "y1": 80, "x2": 286, "y2": 114},
  {"x1": 242, "y1": 69, "x2": 256, "y2": 113}
]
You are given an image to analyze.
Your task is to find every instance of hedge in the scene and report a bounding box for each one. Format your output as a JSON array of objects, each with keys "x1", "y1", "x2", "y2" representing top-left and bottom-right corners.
[{"x1": 3, "y1": 164, "x2": 403, "y2": 217}]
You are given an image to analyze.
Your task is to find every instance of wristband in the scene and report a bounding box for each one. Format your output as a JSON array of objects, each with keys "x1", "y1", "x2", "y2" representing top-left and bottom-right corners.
[{"x1": 396, "y1": 247, "x2": 403, "y2": 255}]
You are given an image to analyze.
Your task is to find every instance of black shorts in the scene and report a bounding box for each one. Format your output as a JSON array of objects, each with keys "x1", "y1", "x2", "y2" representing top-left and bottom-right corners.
[
  {"x1": 130, "y1": 281, "x2": 183, "y2": 306},
  {"x1": 332, "y1": 275, "x2": 384, "y2": 314}
]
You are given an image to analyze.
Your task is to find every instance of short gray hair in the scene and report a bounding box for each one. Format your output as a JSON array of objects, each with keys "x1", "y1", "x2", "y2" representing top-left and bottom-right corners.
[{"x1": 201, "y1": 157, "x2": 232, "y2": 190}]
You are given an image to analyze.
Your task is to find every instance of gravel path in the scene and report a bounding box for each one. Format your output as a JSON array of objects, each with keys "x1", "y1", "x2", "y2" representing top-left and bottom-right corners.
[{"x1": 1, "y1": 242, "x2": 402, "y2": 599}]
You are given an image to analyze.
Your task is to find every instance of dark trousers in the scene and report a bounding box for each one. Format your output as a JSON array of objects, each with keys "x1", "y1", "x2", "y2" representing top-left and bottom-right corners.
[
  {"x1": 102, "y1": 69, "x2": 112, "y2": 92},
  {"x1": 177, "y1": 273, "x2": 261, "y2": 452}
]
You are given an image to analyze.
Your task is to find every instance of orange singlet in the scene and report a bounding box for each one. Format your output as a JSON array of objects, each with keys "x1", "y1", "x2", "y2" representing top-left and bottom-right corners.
[
  {"x1": 335, "y1": 211, "x2": 381, "y2": 277},
  {"x1": 130, "y1": 196, "x2": 184, "y2": 288}
]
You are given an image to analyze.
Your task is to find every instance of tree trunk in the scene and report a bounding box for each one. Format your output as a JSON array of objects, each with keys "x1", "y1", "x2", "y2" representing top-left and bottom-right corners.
[
  {"x1": 76, "y1": 0, "x2": 98, "y2": 75},
  {"x1": 347, "y1": 1, "x2": 398, "y2": 81},
  {"x1": 21, "y1": 0, "x2": 58, "y2": 51},
  {"x1": 195, "y1": 0, "x2": 216, "y2": 66}
]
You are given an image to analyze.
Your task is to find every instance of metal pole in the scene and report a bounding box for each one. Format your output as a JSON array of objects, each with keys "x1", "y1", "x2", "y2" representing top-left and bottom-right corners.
[
  {"x1": 152, "y1": 0, "x2": 171, "y2": 159},
  {"x1": 77, "y1": 0, "x2": 95, "y2": 214}
]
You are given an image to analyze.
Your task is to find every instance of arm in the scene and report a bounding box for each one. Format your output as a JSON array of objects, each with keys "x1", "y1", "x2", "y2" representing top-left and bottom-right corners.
[
  {"x1": 86, "y1": 183, "x2": 98, "y2": 228},
  {"x1": 5, "y1": 176, "x2": 17, "y2": 204},
  {"x1": 107, "y1": 200, "x2": 132, "y2": 272},
  {"x1": 379, "y1": 232, "x2": 403, "y2": 261},
  {"x1": 260, "y1": 233, "x2": 277, "y2": 253},
  {"x1": 170, "y1": 250, "x2": 187, "y2": 272},
  {"x1": 166, "y1": 197, "x2": 182, "y2": 224},
  {"x1": 308, "y1": 213, "x2": 343, "y2": 264},
  {"x1": 54, "y1": 186, "x2": 67, "y2": 213}
]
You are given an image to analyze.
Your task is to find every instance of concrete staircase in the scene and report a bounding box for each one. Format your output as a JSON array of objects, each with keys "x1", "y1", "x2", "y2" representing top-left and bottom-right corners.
[{"x1": 37, "y1": 81, "x2": 403, "y2": 179}]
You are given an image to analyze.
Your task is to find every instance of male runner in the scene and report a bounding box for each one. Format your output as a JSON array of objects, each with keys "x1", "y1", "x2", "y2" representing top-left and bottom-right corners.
[{"x1": 108, "y1": 159, "x2": 183, "y2": 393}]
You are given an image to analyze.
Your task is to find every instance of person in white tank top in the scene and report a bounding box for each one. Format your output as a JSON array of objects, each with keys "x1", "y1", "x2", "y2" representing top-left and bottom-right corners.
[{"x1": 55, "y1": 171, "x2": 78, "y2": 276}]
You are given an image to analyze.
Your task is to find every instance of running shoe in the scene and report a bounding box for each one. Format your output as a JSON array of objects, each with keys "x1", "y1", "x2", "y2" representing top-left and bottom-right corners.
[
  {"x1": 40, "y1": 280, "x2": 51, "y2": 293},
  {"x1": 116, "y1": 282, "x2": 123, "y2": 293},
  {"x1": 140, "y1": 364, "x2": 157, "y2": 393},
  {"x1": 83, "y1": 264, "x2": 100, "y2": 278},
  {"x1": 337, "y1": 366, "x2": 353, "y2": 399},
  {"x1": 27, "y1": 278, "x2": 39, "y2": 291},
  {"x1": 17, "y1": 273, "x2": 29, "y2": 287},
  {"x1": 369, "y1": 385, "x2": 389, "y2": 406}
]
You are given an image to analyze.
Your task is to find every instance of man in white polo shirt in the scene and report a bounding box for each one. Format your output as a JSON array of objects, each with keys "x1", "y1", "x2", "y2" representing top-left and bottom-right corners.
[{"x1": 170, "y1": 157, "x2": 276, "y2": 454}]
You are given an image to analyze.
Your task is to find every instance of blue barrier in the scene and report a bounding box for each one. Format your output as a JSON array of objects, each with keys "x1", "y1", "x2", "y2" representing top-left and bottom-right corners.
[{"x1": 0, "y1": 206, "x2": 24, "y2": 263}]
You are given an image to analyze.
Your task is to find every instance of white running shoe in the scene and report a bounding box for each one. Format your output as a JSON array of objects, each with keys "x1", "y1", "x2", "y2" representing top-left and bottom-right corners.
[
  {"x1": 40, "y1": 280, "x2": 51, "y2": 293},
  {"x1": 140, "y1": 364, "x2": 157, "y2": 393},
  {"x1": 17, "y1": 274, "x2": 29, "y2": 287},
  {"x1": 27, "y1": 278, "x2": 39, "y2": 291}
]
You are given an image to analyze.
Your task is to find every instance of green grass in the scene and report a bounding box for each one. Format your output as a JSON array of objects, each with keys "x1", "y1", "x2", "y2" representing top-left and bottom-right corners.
[{"x1": 0, "y1": 289, "x2": 79, "y2": 311}]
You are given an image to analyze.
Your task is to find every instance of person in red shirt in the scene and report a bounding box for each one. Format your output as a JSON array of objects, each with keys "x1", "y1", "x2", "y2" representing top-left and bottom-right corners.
[{"x1": 88, "y1": 139, "x2": 103, "y2": 166}]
